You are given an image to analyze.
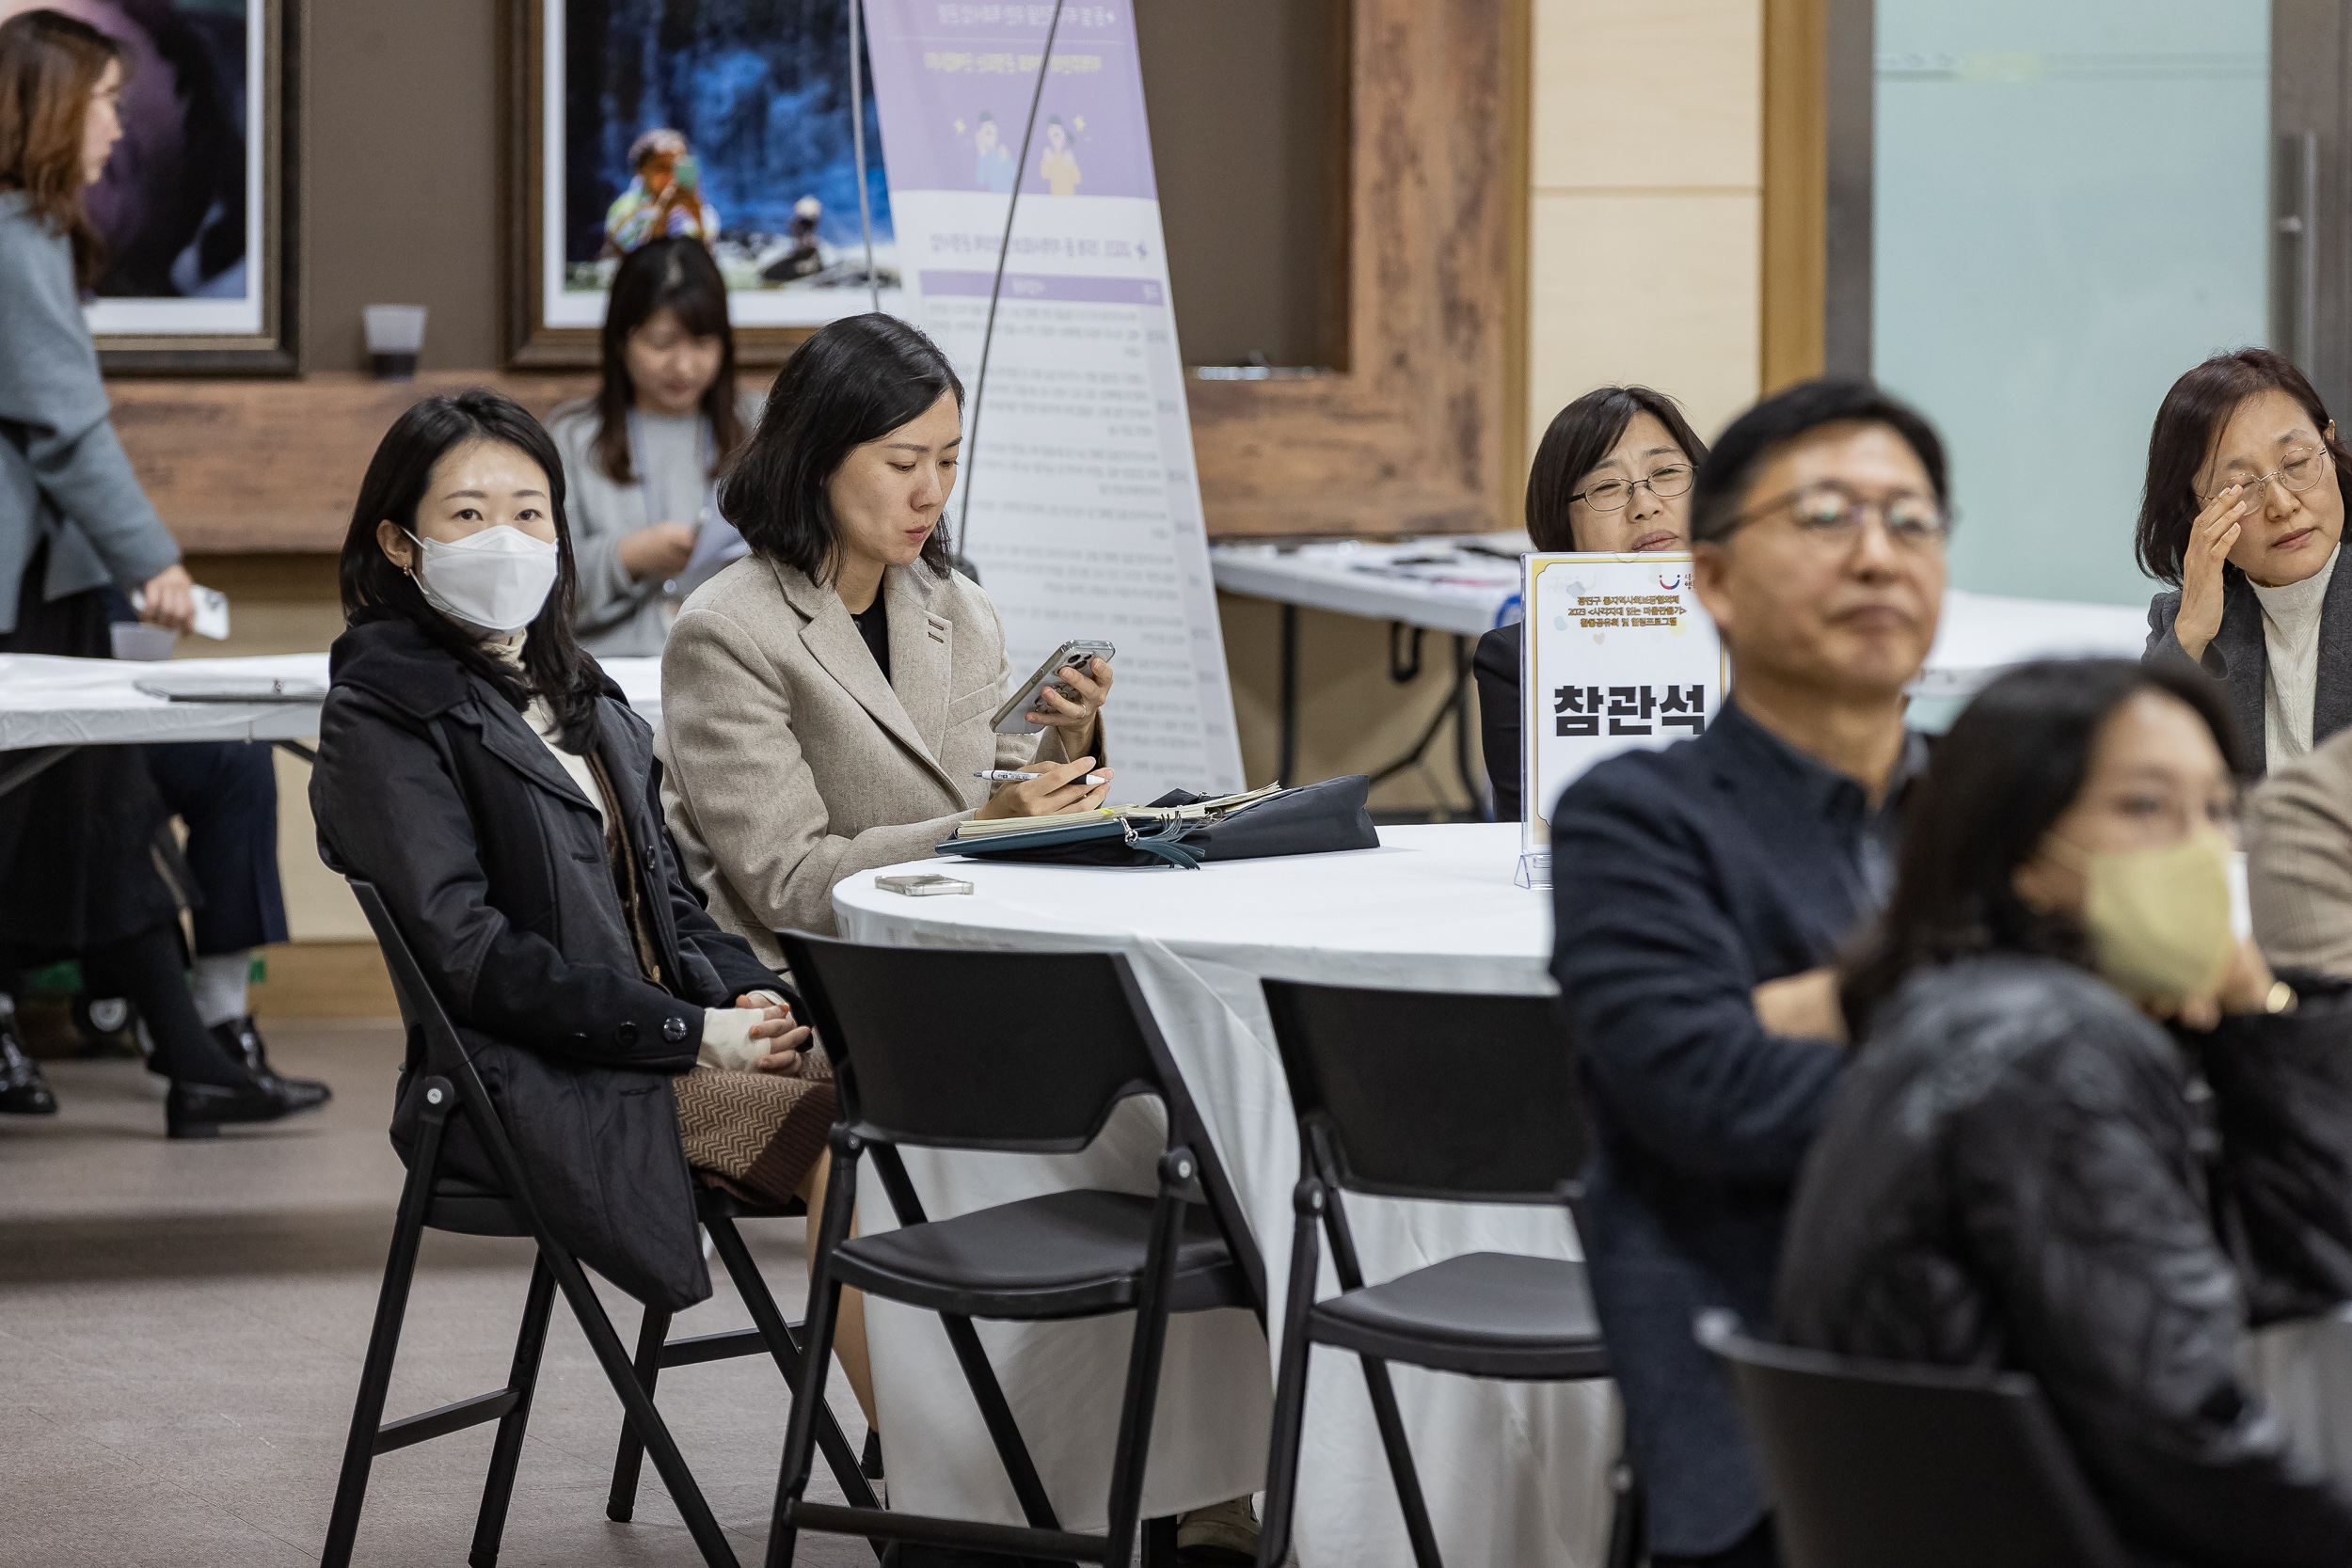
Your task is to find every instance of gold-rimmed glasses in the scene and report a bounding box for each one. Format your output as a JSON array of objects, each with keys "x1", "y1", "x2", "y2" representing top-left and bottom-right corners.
[
  {"x1": 2198, "y1": 445, "x2": 2328, "y2": 506},
  {"x1": 1571, "y1": 462, "x2": 1694, "y2": 513}
]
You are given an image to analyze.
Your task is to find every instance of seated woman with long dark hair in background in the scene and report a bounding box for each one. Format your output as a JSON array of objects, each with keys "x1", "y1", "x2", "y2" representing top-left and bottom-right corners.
[
  {"x1": 310, "y1": 390, "x2": 873, "y2": 1418},
  {"x1": 1472, "y1": 384, "x2": 1708, "y2": 819},
  {"x1": 548, "y1": 235, "x2": 760, "y2": 657},
  {"x1": 1779, "y1": 657, "x2": 2352, "y2": 1567}
]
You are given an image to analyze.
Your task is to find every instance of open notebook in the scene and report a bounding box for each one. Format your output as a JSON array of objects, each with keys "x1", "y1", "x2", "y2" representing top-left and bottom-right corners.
[{"x1": 951, "y1": 783, "x2": 1289, "y2": 839}]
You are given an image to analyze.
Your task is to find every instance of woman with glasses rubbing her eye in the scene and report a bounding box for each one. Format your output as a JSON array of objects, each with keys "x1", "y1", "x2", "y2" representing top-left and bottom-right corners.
[
  {"x1": 1474, "y1": 385, "x2": 1708, "y2": 819},
  {"x1": 2142, "y1": 348, "x2": 2352, "y2": 778}
]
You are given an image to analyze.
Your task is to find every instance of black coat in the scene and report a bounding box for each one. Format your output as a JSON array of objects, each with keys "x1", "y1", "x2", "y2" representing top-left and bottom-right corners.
[
  {"x1": 1780, "y1": 954, "x2": 2352, "y2": 1568},
  {"x1": 1471, "y1": 622, "x2": 1522, "y2": 822},
  {"x1": 311, "y1": 618, "x2": 786, "y2": 1308}
]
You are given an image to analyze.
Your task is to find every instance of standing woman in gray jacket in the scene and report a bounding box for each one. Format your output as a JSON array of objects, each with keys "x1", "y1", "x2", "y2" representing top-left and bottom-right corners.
[
  {"x1": 2140, "y1": 348, "x2": 2352, "y2": 779},
  {"x1": 0, "y1": 9, "x2": 322, "y2": 1135},
  {"x1": 546, "y1": 237, "x2": 762, "y2": 657}
]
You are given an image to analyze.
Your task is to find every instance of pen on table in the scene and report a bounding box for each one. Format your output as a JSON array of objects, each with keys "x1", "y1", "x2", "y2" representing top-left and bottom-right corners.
[{"x1": 976, "y1": 769, "x2": 1109, "y2": 785}]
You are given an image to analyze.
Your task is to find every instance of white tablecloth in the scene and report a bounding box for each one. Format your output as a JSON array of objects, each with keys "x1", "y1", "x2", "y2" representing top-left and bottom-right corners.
[
  {"x1": 0, "y1": 652, "x2": 666, "y2": 751},
  {"x1": 834, "y1": 823, "x2": 1612, "y2": 1568}
]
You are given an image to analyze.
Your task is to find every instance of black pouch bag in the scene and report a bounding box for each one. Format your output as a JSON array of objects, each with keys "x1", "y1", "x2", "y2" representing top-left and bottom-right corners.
[{"x1": 939, "y1": 774, "x2": 1378, "y2": 870}]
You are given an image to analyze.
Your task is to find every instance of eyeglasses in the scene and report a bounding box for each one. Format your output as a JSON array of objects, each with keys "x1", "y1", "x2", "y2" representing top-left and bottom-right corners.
[
  {"x1": 1729, "y1": 481, "x2": 1951, "y2": 549},
  {"x1": 2198, "y1": 445, "x2": 2328, "y2": 506},
  {"x1": 1571, "y1": 462, "x2": 1694, "y2": 513}
]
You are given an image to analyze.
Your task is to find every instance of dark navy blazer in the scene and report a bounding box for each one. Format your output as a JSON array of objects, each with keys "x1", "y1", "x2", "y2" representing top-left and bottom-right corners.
[{"x1": 1549, "y1": 700, "x2": 1921, "y2": 1557}]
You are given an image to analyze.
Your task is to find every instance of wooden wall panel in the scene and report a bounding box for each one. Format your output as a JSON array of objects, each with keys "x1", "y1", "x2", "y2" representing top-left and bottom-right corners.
[
  {"x1": 109, "y1": 372, "x2": 594, "y2": 552},
  {"x1": 1189, "y1": 0, "x2": 1517, "y2": 538},
  {"x1": 110, "y1": 0, "x2": 1518, "y2": 550},
  {"x1": 1761, "y1": 0, "x2": 1828, "y2": 393}
]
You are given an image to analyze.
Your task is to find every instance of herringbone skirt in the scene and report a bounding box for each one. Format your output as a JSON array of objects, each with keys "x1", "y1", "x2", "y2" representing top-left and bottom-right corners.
[{"x1": 673, "y1": 1065, "x2": 838, "y2": 1206}]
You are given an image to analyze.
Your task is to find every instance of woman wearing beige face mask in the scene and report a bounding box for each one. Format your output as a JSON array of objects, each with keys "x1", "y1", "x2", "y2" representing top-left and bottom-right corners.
[{"x1": 1775, "y1": 657, "x2": 2352, "y2": 1567}]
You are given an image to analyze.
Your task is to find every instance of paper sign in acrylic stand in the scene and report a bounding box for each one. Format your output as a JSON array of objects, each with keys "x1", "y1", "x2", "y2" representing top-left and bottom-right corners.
[{"x1": 1518, "y1": 552, "x2": 1727, "y2": 888}]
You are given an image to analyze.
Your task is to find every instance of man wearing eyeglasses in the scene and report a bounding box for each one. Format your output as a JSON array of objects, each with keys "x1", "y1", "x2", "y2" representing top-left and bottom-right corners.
[{"x1": 1549, "y1": 379, "x2": 1950, "y2": 1568}]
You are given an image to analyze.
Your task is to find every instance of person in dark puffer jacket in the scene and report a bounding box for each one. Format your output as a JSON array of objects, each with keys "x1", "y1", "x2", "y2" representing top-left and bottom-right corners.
[{"x1": 1780, "y1": 657, "x2": 2352, "y2": 1568}]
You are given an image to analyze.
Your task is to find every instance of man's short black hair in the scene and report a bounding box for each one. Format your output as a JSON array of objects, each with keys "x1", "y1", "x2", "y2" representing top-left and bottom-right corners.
[{"x1": 1689, "y1": 377, "x2": 1948, "y2": 544}]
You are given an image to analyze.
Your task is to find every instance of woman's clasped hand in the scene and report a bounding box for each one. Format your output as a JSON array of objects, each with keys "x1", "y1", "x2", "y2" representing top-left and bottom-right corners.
[{"x1": 733, "y1": 990, "x2": 814, "y2": 1072}]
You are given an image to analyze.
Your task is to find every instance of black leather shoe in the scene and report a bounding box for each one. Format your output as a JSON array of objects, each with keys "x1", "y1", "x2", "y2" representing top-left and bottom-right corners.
[
  {"x1": 166, "y1": 1071, "x2": 329, "y2": 1139},
  {"x1": 210, "y1": 1014, "x2": 332, "y2": 1111},
  {"x1": 0, "y1": 1006, "x2": 57, "y2": 1116}
]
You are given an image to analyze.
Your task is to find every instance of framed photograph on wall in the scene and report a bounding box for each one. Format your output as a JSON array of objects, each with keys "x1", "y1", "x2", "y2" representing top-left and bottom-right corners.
[
  {"x1": 1, "y1": 0, "x2": 302, "y2": 374},
  {"x1": 503, "y1": 0, "x2": 899, "y2": 369}
]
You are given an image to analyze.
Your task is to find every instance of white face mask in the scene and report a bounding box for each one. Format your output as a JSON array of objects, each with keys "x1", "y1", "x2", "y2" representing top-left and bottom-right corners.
[{"x1": 405, "y1": 526, "x2": 560, "y2": 635}]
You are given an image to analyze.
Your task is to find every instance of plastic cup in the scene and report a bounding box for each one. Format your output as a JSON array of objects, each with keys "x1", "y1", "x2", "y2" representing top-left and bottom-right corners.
[
  {"x1": 109, "y1": 623, "x2": 177, "y2": 661},
  {"x1": 363, "y1": 305, "x2": 428, "y2": 380}
]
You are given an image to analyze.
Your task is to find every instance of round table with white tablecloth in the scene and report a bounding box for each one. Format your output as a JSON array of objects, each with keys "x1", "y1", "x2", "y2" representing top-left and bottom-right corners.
[{"x1": 832, "y1": 822, "x2": 1613, "y2": 1568}]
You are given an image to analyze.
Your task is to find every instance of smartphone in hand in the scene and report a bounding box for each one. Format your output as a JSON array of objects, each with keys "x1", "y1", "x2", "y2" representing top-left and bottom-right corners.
[{"x1": 992, "y1": 639, "x2": 1115, "y2": 736}]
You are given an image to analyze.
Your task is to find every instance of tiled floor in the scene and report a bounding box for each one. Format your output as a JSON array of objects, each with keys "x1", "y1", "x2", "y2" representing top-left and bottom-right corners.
[{"x1": 0, "y1": 1022, "x2": 880, "y2": 1567}]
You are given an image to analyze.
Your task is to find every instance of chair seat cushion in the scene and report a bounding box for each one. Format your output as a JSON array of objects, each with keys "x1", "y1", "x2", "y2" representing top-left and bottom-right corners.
[
  {"x1": 426, "y1": 1175, "x2": 532, "y2": 1239},
  {"x1": 832, "y1": 1188, "x2": 1250, "y2": 1322},
  {"x1": 1310, "y1": 1251, "x2": 1609, "y2": 1380}
]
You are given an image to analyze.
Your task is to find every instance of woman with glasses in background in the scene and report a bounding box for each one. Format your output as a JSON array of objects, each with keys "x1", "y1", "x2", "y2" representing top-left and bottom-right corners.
[
  {"x1": 2141, "y1": 348, "x2": 2352, "y2": 778},
  {"x1": 1474, "y1": 385, "x2": 1708, "y2": 819}
]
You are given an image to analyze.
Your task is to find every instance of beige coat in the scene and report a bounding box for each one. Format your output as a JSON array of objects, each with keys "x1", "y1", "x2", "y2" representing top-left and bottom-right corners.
[
  {"x1": 656, "y1": 555, "x2": 1086, "y2": 954},
  {"x1": 2248, "y1": 722, "x2": 2352, "y2": 979}
]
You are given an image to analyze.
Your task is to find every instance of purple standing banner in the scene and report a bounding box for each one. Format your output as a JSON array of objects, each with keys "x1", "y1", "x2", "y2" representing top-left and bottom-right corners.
[{"x1": 861, "y1": 0, "x2": 1241, "y2": 802}]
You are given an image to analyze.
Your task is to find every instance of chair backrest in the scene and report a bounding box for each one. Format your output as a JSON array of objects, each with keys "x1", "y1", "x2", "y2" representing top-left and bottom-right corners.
[
  {"x1": 1696, "y1": 1313, "x2": 2134, "y2": 1568},
  {"x1": 348, "y1": 879, "x2": 519, "y2": 1178},
  {"x1": 1260, "y1": 978, "x2": 1589, "y2": 1204},
  {"x1": 780, "y1": 928, "x2": 1266, "y2": 1320},
  {"x1": 777, "y1": 930, "x2": 1172, "y2": 1154}
]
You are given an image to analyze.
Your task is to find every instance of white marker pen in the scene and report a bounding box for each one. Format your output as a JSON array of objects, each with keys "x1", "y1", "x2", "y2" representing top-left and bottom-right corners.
[{"x1": 976, "y1": 769, "x2": 1109, "y2": 785}]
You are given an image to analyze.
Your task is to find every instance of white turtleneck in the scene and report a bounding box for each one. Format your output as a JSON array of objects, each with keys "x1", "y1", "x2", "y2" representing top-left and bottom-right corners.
[
  {"x1": 483, "y1": 631, "x2": 775, "y2": 1070},
  {"x1": 2249, "y1": 545, "x2": 2340, "y2": 775}
]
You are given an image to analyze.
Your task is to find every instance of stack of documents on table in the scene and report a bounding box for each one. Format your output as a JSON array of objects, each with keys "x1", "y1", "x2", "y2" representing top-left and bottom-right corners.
[{"x1": 952, "y1": 784, "x2": 1288, "y2": 839}]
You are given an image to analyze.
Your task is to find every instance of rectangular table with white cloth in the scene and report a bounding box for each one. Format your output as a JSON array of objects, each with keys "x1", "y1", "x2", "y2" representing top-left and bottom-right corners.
[
  {"x1": 1208, "y1": 534, "x2": 2159, "y2": 805},
  {"x1": 0, "y1": 651, "x2": 666, "y2": 800}
]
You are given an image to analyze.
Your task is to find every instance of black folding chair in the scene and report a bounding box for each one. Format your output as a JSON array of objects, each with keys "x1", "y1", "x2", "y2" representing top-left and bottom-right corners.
[
  {"x1": 1253, "y1": 980, "x2": 1637, "y2": 1568},
  {"x1": 607, "y1": 1180, "x2": 882, "y2": 1536},
  {"x1": 765, "y1": 930, "x2": 1268, "y2": 1568},
  {"x1": 327, "y1": 879, "x2": 753, "y2": 1568},
  {"x1": 1697, "y1": 1312, "x2": 2133, "y2": 1568}
]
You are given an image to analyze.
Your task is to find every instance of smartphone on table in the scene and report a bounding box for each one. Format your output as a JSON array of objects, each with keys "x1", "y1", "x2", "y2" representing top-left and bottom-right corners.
[{"x1": 992, "y1": 639, "x2": 1115, "y2": 736}]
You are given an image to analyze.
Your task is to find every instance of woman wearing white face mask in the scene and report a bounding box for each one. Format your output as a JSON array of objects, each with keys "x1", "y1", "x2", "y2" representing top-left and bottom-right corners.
[
  {"x1": 1777, "y1": 657, "x2": 2352, "y2": 1567},
  {"x1": 310, "y1": 391, "x2": 879, "y2": 1421}
]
